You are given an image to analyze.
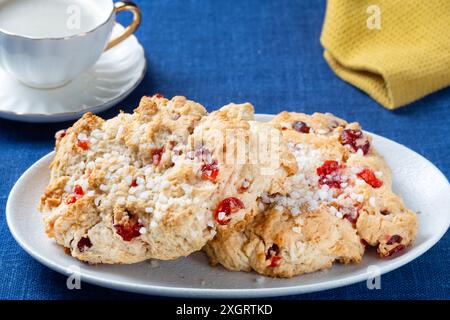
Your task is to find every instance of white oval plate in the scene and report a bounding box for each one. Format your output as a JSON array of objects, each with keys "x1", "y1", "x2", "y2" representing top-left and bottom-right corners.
[
  {"x1": 0, "y1": 24, "x2": 146, "y2": 123},
  {"x1": 6, "y1": 114, "x2": 450, "y2": 298}
]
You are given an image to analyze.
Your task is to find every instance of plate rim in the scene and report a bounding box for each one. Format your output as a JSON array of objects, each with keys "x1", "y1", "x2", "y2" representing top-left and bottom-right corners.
[{"x1": 6, "y1": 118, "x2": 450, "y2": 298}]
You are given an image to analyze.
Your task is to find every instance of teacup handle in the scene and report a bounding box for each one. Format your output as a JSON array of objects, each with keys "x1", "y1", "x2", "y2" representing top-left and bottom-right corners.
[{"x1": 105, "y1": 1, "x2": 141, "y2": 51}]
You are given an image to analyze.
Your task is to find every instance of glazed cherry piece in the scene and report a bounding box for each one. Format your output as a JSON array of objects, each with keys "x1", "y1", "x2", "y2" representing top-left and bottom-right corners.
[
  {"x1": 77, "y1": 237, "x2": 92, "y2": 252},
  {"x1": 343, "y1": 205, "x2": 360, "y2": 226},
  {"x1": 340, "y1": 204, "x2": 361, "y2": 226},
  {"x1": 317, "y1": 160, "x2": 340, "y2": 176},
  {"x1": 214, "y1": 197, "x2": 245, "y2": 225},
  {"x1": 316, "y1": 160, "x2": 343, "y2": 189},
  {"x1": 201, "y1": 161, "x2": 219, "y2": 182},
  {"x1": 77, "y1": 139, "x2": 89, "y2": 151},
  {"x1": 269, "y1": 256, "x2": 282, "y2": 268},
  {"x1": 114, "y1": 222, "x2": 143, "y2": 241},
  {"x1": 292, "y1": 121, "x2": 310, "y2": 133},
  {"x1": 343, "y1": 211, "x2": 359, "y2": 226},
  {"x1": 130, "y1": 179, "x2": 138, "y2": 187},
  {"x1": 154, "y1": 93, "x2": 163, "y2": 98},
  {"x1": 73, "y1": 184, "x2": 84, "y2": 196},
  {"x1": 150, "y1": 146, "x2": 165, "y2": 166},
  {"x1": 64, "y1": 185, "x2": 84, "y2": 205},
  {"x1": 265, "y1": 244, "x2": 280, "y2": 259},
  {"x1": 169, "y1": 140, "x2": 178, "y2": 147},
  {"x1": 384, "y1": 244, "x2": 406, "y2": 257},
  {"x1": 266, "y1": 244, "x2": 282, "y2": 268},
  {"x1": 386, "y1": 234, "x2": 403, "y2": 245},
  {"x1": 340, "y1": 129, "x2": 370, "y2": 155},
  {"x1": 65, "y1": 195, "x2": 78, "y2": 205},
  {"x1": 357, "y1": 168, "x2": 383, "y2": 188}
]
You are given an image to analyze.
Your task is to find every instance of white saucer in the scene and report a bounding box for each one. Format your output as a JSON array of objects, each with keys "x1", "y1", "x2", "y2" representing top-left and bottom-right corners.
[
  {"x1": 6, "y1": 115, "x2": 450, "y2": 298},
  {"x1": 0, "y1": 24, "x2": 146, "y2": 123}
]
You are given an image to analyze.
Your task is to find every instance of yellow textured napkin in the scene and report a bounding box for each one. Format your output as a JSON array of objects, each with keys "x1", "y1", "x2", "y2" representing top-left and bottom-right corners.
[{"x1": 320, "y1": 0, "x2": 450, "y2": 109}]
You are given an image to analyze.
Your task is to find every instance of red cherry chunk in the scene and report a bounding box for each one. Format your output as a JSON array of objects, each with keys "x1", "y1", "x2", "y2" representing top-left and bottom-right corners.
[
  {"x1": 77, "y1": 139, "x2": 89, "y2": 151},
  {"x1": 385, "y1": 244, "x2": 406, "y2": 257},
  {"x1": 317, "y1": 160, "x2": 340, "y2": 176},
  {"x1": 266, "y1": 244, "x2": 280, "y2": 259},
  {"x1": 316, "y1": 160, "x2": 343, "y2": 189},
  {"x1": 357, "y1": 168, "x2": 383, "y2": 188},
  {"x1": 293, "y1": 121, "x2": 310, "y2": 133},
  {"x1": 64, "y1": 185, "x2": 84, "y2": 205},
  {"x1": 214, "y1": 197, "x2": 244, "y2": 225},
  {"x1": 114, "y1": 222, "x2": 143, "y2": 241},
  {"x1": 130, "y1": 179, "x2": 138, "y2": 187},
  {"x1": 201, "y1": 161, "x2": 219, "y2": 182},
  {"x1": 150, "y1": 146, "x2": 165, "y2": 166},
  {"x1": 386, "y1": 234, "x2": 403, "y2": 245},
  {"x1": 341, "y1": 129, "x2": 370, "y2": 155},
  {"x1": 340, "y1": 204, "x2": 361, "y2": 227},
  {"x1": 342, "y1": 205, "x2": 360, "y2": 226},
  {"x1": 269, "y1": 256, "x2": 282, "y2": 268},
  {"x1": 64, "y1": 195, "x2": 78, "y2": 205},
  {"x1": 266, "y1": 244, "x2": 282, "y2": 268},
  {"x1": 154, "y1": 93, "x2": 163, "y2": 98},
  {"x1": 73, "y1": 184, "x2": 84, "y2": 196},
  {"x1": 344, "y1": 211, "x2": 359, "y2": 226},
  {"x1": 77, "y1": 237, "x2": 92, "y2": 252}
]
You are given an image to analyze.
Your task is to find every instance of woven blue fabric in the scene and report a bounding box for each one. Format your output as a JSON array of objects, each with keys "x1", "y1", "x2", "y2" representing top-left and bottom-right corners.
[{"x1": 0, "y1": 0, "x2": 448, "y2": 300}]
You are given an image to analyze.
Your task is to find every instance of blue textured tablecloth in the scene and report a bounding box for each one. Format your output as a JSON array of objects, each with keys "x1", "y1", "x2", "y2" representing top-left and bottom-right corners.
[{"x1": 0, "y1": 0, "x2": 448, "y2": 300}]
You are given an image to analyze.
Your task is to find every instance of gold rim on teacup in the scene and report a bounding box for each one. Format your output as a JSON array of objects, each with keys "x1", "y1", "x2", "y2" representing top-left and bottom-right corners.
[
  {"x1": 0, "y1": 1, "x2": 141, "y2": 51},
  {"x1": 0, "y1": 0, "x2": 142, "y2": 89}
]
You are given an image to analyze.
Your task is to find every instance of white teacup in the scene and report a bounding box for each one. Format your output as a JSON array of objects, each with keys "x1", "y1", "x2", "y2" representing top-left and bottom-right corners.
[{"x1": 0, "y1": 0, "x2": 141, "y2": 89}]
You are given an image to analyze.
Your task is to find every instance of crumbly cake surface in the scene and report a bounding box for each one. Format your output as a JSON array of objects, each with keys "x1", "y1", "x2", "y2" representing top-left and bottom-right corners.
[
  {"x1": 39, "y1": 97, "x2": 417, "y2": 275},
  {"x1": 204, "y1": 112, "x2": 417, "y2": 277},
  {"x1": 39, "y1": 96, "x2": 293, "y2": 264}
]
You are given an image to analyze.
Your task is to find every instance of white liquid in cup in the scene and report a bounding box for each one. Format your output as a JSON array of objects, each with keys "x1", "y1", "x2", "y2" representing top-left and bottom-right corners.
[
  {"x1": 0, "y1": 0, "x2": 106, "y2": 38},
  {"x1": 0, "y1": 0, "x2": 140, "y2": 89}
]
